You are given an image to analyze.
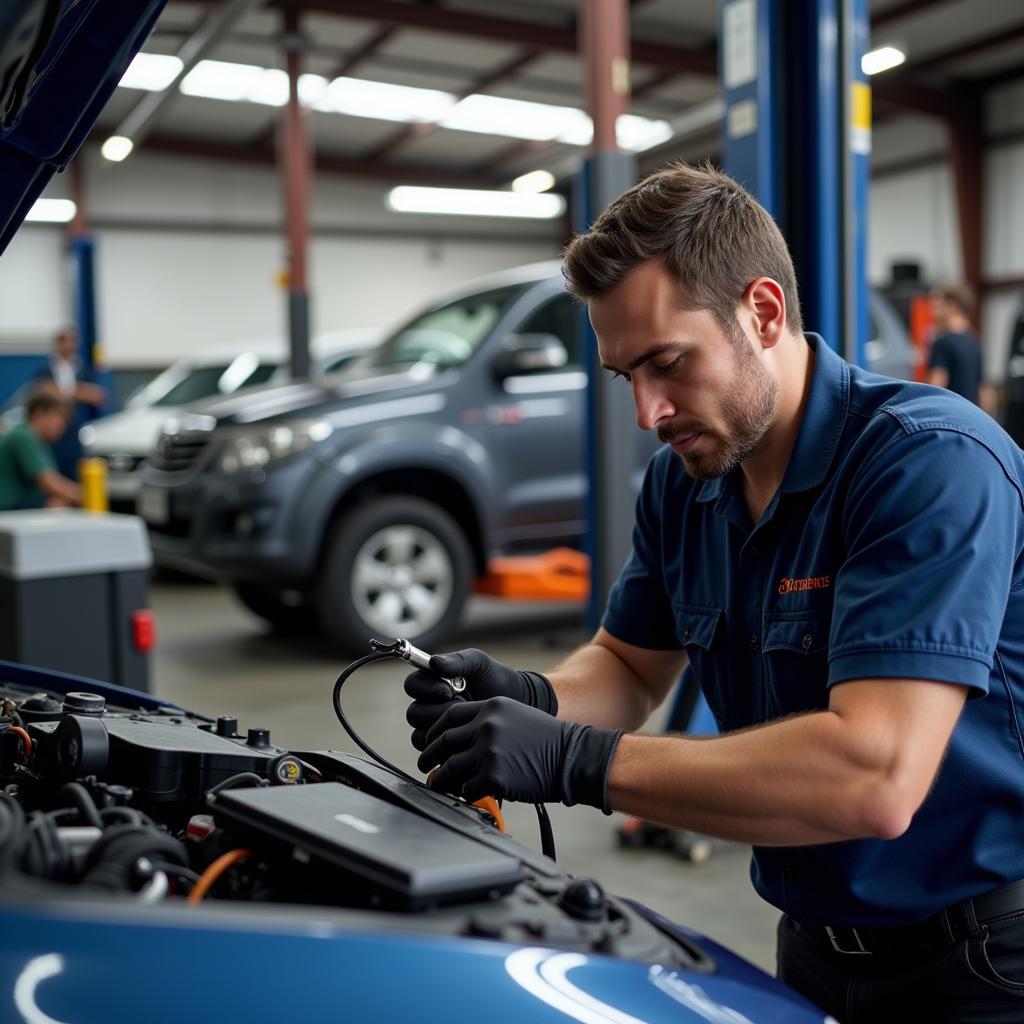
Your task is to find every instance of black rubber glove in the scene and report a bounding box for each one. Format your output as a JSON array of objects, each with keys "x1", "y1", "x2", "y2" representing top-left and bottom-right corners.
[
  {"x1": 405, "y1": 648, "x2": 557, "y2": 752},
  {"x1": 417, "y1": 696, "x2": 623, "y2": 813}
]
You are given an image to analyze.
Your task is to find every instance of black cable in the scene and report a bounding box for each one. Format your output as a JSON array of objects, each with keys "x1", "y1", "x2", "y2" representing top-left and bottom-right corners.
[
  {"x1": 99, "y1": 806, "x2": 148, "y2": 827},
  {"x1": 207, "y1": 772, "x2": 268, "y2": 796},
  {"x1": 333, "y1": 652, "x2": 421, "y2": 786},
  {"x1": 332, "y1": 649, "x2": 558, "y2": 861},
  {"x1": 152, "y1": 861, "x2": 200, "y2": 885},
  {"x1": 535, "y1": 803, "x2": 556, "y2": 861}
]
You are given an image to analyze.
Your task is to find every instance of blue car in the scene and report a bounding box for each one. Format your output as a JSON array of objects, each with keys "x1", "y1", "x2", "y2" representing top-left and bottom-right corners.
[{"x1": 0, "y1": 660, "x2": 829, "y2": 1024}]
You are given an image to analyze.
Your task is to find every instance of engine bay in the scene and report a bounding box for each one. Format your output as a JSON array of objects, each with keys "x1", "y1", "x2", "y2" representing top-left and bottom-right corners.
[{"x1": 0, "y1": 678, "x2": 710, "y2": 971}]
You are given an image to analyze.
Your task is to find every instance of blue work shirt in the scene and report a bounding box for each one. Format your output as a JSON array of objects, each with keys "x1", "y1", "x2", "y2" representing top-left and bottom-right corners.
[{"x1": 602, "y1": 334, "x2": 1024, "y2": 928}]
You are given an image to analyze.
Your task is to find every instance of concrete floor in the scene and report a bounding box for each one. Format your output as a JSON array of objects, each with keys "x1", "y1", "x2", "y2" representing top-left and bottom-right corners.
[{"x1": 149, "y1": 577, "x2": 781, "y2": 972}]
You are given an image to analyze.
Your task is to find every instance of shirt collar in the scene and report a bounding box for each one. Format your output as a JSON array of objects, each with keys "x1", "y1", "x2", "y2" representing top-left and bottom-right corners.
[{"x1": 694, "y1": 333, "x2": 850, "y2": 505}]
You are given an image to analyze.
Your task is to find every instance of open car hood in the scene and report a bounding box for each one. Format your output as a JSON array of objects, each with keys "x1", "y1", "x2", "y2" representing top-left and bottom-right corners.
[{"x1": 0, "y1": 0, "x2": 166, "y2": 254}]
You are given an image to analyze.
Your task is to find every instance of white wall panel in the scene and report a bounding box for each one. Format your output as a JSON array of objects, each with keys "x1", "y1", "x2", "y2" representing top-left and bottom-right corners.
[
  {"x1": 984, "y1": 143, "x2": 1024, "y2": 280},
  {"x1": 0, "y1": 227, "x2": 71, "y2": 347},
  {"x1": 868, "y1": 164, "x2": 961, "y2": 285},
  {"x1": 93, "y1": 228, "x2": 556, "y2": 365}
]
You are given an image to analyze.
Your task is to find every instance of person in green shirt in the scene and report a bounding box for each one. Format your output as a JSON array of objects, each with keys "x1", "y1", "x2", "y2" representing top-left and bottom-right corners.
[{"x1": 0, "y1": 391, "x2": 83, "y2": 510}]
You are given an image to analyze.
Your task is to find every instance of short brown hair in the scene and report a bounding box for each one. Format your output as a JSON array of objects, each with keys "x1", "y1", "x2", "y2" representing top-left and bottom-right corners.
[
  {"x1": 933, "y1": 281, "x2": 975, "y2": 317},
  {"x1": 27, "y1": 391, "x2": 65, "y2": 419},
  {"x1": 563, "y1": 161, "x2": 803, "y2": 334}
]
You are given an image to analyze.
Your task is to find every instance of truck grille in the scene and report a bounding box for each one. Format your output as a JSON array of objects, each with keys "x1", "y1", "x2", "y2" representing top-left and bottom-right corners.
[{"x1": 151, "y1": 431, "x2": 211, "y2": 472}]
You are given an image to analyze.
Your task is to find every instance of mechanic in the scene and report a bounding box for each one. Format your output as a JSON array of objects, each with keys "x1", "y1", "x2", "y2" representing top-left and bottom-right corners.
[
  {"x1": 406, "y1": 162, "x2": 1024, "y2": 1023},
  {"x1": 0, "y1": 391, "x2": 83, "y2": 509},
  {"x1": 32, "y1": 326, "x2": 106, "y2": 478},
  {"x1": 927, "y1": 281, "x2": 994, "y2": 412}
]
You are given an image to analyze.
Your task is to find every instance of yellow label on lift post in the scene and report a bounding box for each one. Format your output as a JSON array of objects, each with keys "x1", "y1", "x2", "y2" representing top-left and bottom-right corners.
[
  {"x1": 79, "y1": 457, "x2": 108, "y2": 514},
  {"x1": 850, "y1": 81, "x2": 872, "y2": 155}
]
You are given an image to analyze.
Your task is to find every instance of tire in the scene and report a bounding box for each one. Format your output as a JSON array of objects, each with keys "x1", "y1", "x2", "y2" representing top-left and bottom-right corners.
[
  {"x1": 231, "y1": 581, "x2": 314, "y2": 633},
  {"x1": 314, "y1": 495, "x2": 473, "y2": 655}
]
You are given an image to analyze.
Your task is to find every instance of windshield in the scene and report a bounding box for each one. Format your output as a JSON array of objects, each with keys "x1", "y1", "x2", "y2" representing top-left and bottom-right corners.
[
  {"x1": 148, "y1": 357, "x2": 280, "y2": 407},
  {"x1": 361, "y1": 285, "x2": 525, "y2": 370}
]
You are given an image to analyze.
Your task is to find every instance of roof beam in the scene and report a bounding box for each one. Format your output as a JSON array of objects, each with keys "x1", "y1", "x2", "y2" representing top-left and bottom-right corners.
[
  {"x1": 115, "y1": 0, "x2": 267, "y2": 151},
  {"x1": 130, "y1": 131, "x2": 506, "y2": 187},
  {"x1": 361, "y1": 48, "x2": 544, "y2": 163},
  {"x1": 907, "y1": 20, "x2": 1024, "y2": 74},
  {"x1": 871, "y1": 0, "x2": 956, "y2": 30},
  {"x1": 288, "y1": 0, "x2": 717, "y2": 75}
]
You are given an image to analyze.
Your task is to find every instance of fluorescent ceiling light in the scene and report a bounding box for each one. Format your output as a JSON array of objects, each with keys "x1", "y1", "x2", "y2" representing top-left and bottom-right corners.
[
  {"x1": 118, "y1": 52, "x2": 183, "y2": 91},
  {"x1": 512, "y1": 170, "x2": 556, "y2": 194},
  {"x1": 441, "y1": 94, "x2": 592, "y2": 142},
  {"x1": 101, "y1": 136, "x2": 134, "y2": 162},
  {"x1": 26, "y1": 199, "x2": 76, "y2": 223},
  {"x1": 387, "y1": 186, "x2": 566, "y2": 219},
  {"x1": 616, "y1": 113, "x2": 674, "y2": 152},
  {"x1": 315, "y1": 76, "x2": 455, "y2": 123},
  {"x1": 117, "y1": 57, "x2": 676, "y2": 151},
  {"x1": 181, "y1": 60, "x2": 291, "y2": 106},
  {"x1": 862, "y1": 46, "x2": 906, "y2": 75}
]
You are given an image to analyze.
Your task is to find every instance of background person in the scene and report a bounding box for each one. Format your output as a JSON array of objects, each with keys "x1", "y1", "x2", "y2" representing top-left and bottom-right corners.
[
  {"x1": 406, "y1": 163, "x2": 1024, "y2": 1023},
  {"x1": 0, "y1": 391, "x2": 83, "y2": 509},
  {"x1": 33, "y1": 326, "x2": 106, "y2": 478},
  {"x1": 927, "y1": 281, "x2": 995, "y2": 412}
]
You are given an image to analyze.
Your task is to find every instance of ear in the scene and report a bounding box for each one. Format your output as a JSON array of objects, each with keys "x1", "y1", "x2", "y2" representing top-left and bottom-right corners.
[{"x1": 740, "y1": 277, "x2": 787, "y2": 349}]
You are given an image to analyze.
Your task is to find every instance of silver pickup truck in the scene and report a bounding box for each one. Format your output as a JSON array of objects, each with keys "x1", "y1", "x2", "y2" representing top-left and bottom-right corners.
[{"x1": 139, "y1": 261, "x2": 911, "y2": 652}]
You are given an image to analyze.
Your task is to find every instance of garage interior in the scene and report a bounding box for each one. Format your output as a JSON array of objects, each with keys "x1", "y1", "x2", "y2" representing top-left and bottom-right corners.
[{"x1": 2, "y1": 0, "x2": 1024, "y2": 995}]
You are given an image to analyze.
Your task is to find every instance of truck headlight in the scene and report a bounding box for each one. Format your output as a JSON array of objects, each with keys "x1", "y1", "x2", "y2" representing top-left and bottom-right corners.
[{"x1": 217, "y1": 419, "x2": 333, "y2": 474}]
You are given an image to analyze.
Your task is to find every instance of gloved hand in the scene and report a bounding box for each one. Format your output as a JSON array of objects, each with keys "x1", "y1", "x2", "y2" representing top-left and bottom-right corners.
[
  {"x1": 405, "y1": 648, "x2": 557, "y2": 752},
  {"x1": 417, "y1": 696, "x2": 623, "y2": 812}
]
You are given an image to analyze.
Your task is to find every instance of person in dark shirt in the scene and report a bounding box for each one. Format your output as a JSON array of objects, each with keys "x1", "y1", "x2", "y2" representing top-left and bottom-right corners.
[
  {"x1": 928, "y1": 282, "x2": 993, "y2": 411},
  {"x1": 32, "y1": 326, "x2": 106, "y2": 478},
  {"x1": 0, "y1": 392, "x2": 83, "y2": 510}
]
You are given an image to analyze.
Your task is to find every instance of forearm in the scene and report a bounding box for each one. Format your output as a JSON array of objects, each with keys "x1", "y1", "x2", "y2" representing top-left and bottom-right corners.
[
  {"x1": 38, "y1": 471, "x2": 82, "y2": 504},
  {"x1": 607, "y1": 711, "x2": 916, "y2": 846},
  {"x1": 547, "y1": 641, "x2": 662, "y2": 731}
]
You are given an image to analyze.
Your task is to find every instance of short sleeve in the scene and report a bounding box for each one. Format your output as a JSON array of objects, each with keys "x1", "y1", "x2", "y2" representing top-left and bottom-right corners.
[
  {"x1": 600, "y1": 454, "x2": 681, "y2": 650},
  {"x1": 12, "y1": 429, "x2": 55, "y2": 482},
  {"x1": 828, "y1": 427, "x2": 1022, "y2": 695},
  {"x1": 928, "y1": 336, "x2": 952, "y2": 372}
]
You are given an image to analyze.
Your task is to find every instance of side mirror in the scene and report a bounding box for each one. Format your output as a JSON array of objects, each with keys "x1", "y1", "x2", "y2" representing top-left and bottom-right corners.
[{"x1": 492, "y1": 333, "x2": 568, "y2": 379}]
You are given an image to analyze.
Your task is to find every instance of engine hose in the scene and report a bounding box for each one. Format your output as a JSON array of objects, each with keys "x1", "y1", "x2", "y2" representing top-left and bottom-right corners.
[
  {"x1": 57, "y1": 782, "x2": 104, "y2": 829},
  {"x1": 332, "y1": 650, "x2": 557, "y2": 861}
]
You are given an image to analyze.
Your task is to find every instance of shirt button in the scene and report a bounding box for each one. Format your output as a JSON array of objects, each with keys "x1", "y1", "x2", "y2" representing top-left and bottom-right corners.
[
  {"x1": 682, "y1": 627, "x2": 691, "y2": 640},
  {"x1": 748, "y1": 545, "x2": 759, "y2": 557},
  {"x1": 802, "y1": 634, "x2": 814, "y2": 652},
  {"x1": 749, "y1": 634, "x2": 760, "y2": 650}
]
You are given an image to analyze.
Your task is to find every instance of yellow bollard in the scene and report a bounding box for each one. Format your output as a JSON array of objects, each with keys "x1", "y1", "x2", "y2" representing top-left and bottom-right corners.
[{"x1": 78, "y1": 457, "x2": 109, "y2": 514}]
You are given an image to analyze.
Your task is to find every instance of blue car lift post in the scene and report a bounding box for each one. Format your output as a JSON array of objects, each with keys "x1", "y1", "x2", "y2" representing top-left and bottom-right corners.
[{"x1": 616, "y1": 0, "x2": 871, "y2": 862}]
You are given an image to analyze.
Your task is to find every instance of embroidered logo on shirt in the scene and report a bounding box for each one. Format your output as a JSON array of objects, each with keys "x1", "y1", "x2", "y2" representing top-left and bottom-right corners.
[{"x1": 778, "y1": 575, "x2": 831, "y2": 595}]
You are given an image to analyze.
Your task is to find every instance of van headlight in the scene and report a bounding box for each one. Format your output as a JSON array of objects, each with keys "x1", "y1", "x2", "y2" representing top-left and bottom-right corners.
[{"x1": 217, "y1": 419, "x2": 333, "y2": 474}]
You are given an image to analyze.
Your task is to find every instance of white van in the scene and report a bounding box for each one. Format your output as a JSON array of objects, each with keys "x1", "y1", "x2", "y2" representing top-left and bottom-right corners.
[{"x1": 81, "y1": 330, "x2": 377, "y2": 511}]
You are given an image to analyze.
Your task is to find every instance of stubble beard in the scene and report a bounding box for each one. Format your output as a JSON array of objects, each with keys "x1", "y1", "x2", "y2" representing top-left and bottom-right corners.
[{"x1": 661, "y1": 324, "x2": 779, "y2": 481}]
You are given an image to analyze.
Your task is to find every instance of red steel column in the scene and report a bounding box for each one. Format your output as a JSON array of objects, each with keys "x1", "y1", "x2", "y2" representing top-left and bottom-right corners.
[
  {"x1": 581, "y1": 0, "x2": 630, "y2": 154},
  {"x1": 948, "y1": 87, "x2": 983, "y2": 332},
  {"x1": 578, "y1": 0, "x2": 637, "y2": 625},
  {"x1": 280, "y1": 3, "x2": 312, "y2": 378}
]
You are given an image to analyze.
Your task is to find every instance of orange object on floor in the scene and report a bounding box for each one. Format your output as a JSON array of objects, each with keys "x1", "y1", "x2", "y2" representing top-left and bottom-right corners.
[{"x1": 474, "y1": 547, "x2": 589, "y2": 601}]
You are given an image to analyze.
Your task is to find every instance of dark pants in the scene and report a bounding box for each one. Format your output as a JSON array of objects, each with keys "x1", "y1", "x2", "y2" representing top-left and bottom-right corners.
[{"x1": 777, "y1": 914, "x2": 1024, "y2": 1023}]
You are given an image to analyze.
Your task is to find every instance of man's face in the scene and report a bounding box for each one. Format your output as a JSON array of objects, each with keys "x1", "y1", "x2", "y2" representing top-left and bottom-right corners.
[
  {"x1": 930, "y1": 295, "x2": 957, "y2": 331},
  {"x1": 33, "y1": 409, "x2": 67, "y2": 443},
  {"x1": 55, "y1": 332, "x2": 78, "y2": 361},
  {"x1": 590, "y1": 259, "x2": 778, "y2": 480}
]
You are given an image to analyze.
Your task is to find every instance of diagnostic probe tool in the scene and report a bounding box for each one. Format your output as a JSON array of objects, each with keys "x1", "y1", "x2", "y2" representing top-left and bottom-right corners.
[{"x1": 369, "y1": 638, "x2": 467, "y2": 696}]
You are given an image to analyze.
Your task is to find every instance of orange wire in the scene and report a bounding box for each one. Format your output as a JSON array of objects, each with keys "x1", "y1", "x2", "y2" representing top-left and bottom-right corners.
[
  {"x1": 472, "y1": 796, "x2": 506, "y2": 833},
  {"x1": 187, "y1": 849, "x2": 252, "y2": 904},
  {"x1": 9, "y1": 726, "x2": 31, "y2": 758}
]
